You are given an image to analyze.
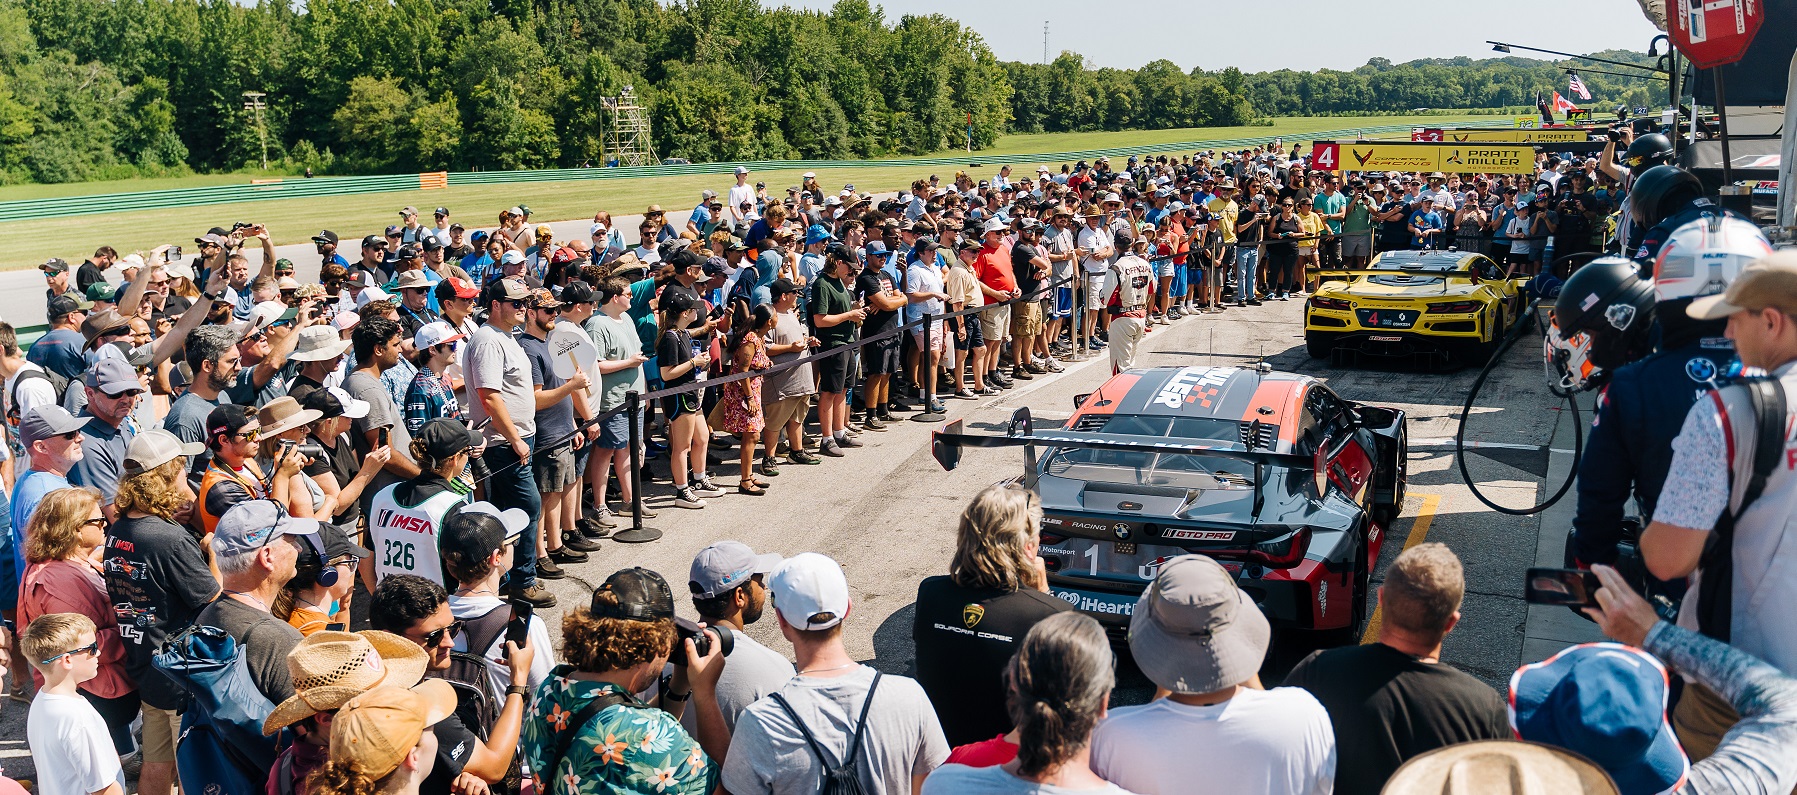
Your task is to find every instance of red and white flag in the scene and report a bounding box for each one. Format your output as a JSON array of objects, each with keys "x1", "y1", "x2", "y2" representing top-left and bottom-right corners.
[
  {"x1": 1567, "y1": 73, "x2": 1592, "y2": 101},
  {"x1": 1552, "y1": 91, "x2": 1582, "y2": 114}
]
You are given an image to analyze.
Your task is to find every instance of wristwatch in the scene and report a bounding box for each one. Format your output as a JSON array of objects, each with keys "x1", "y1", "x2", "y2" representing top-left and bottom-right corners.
[
  {"x1": 505, "y1": 684, "x2": 530, "y2": 698},
  {"x1": 201, "y1": 291, "x2": 222, "y2": 303}
]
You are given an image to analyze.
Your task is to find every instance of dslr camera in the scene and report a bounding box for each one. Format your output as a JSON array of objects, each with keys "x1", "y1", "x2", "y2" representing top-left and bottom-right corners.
[{"x1": 671, "y1": 616, "x2": 733, "y2": 666}]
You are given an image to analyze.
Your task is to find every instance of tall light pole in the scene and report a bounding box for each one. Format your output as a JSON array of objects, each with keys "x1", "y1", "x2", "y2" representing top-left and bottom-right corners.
[{"x1": 242, "y1": 91, "x2": 268, "y2": 170}]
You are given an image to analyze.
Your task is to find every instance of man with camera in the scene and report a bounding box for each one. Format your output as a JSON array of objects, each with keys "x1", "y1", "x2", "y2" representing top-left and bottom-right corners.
[
  {"x1": 1640, "y1": 251, "x2": 1797, "y2": 760},
  {"x1": 522, "y1": 568, "x2": 729, "y2": 795},
  {"x1": 685, "y1": 541, "x2": 795, "y2": 734}
]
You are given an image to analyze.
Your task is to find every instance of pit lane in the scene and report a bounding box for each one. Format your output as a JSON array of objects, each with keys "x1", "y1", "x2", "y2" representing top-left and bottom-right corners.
[{"x1": 516, "y1": 296, "x2": 1582, "y2": 704}]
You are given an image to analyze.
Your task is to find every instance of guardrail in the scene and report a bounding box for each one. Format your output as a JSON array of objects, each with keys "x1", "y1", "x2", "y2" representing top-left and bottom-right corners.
[{"x1": 0, "y1": 120, "x2": 1516, "y2": 223}]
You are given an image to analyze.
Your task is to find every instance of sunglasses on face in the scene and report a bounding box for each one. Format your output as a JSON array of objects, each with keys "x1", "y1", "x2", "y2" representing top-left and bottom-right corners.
[
  {"x1": 39, "y1": 641, "x2": 99, "y2": 665},
  {"x1": 505, "y1": 299, "x2": 529, "y2": 309},
  {"x1": 422, "y1": 621, "x2": 464, "y2": 646},
  {"x1": 233, "y1": 429, "x2": 261, "y2": 443},
  {"x1": 82, "y1": 518, "x2": 106, "y2": 529}
]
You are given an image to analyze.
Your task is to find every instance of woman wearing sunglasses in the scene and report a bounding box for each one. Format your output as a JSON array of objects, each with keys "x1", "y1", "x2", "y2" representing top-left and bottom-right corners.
[{"x1": 18, "y1": 486, "x2": 140, "y2": 760}]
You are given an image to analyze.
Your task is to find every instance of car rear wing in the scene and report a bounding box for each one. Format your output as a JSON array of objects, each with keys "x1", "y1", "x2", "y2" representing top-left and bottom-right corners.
[{"x1": 933, "y1": 408, "x2": 1315, "y2": 518}]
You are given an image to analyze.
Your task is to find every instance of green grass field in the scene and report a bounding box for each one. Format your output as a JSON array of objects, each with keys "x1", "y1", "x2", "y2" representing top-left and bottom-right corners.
[{"x1": 0, "y1": 114, "x2": 1482, "y2": 271}]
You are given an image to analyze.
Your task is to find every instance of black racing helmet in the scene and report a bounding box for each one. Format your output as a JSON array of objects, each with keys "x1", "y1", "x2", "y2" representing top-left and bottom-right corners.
[
  {"x1": 1627, "y1": 165, "x2": 1705, "y2": 230},
  {"x1": 1555, "y1": 256, "x2": 1654, "y2": 337},
  {"x1": 1620, "y1": 132, "x2": 1675, "y2": 174}
]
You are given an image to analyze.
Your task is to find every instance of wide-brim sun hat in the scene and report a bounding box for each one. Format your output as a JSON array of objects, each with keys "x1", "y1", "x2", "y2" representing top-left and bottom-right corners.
[
  {"x1": 263, "y1": 630, "x2": 431, "y2": 734},
  {"x1": 1383, "y1": 740, "x2": 1619, "y2": 795},
  {"x1": 1126, "y1": 555, "x2": 1269, "y2": 694}
]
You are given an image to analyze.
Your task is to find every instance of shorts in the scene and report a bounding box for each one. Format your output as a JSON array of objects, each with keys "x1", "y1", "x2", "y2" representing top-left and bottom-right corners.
[
  {"x1": 532, "y1": 441, "x2": 579, "y2": 493},
  {"x1": 143, "y1": 702, "x2": 181, "y2": 764},
  {"x1": 1341, "y1": 233, "x2": 1372, "y2": 259},
  {"x1": 861, "y1": 336, "x2": 902, "y2": 375},
  {"x1": 1011, "y1": 300, "x2": 1044, "y2": 339},
  {"x1": 980, "y1": 304, "x2": 1012, "y2": 342},
  {"x1": 1157, "y1": 259, "x2": 1176, "y2": 278},
  {"x1": 953, "y1": 313, "x2": 985, "y2": 351},
  {"x1": 762, "y1": 394, "x2": 809, "y2": 431},
  {"x1": 661, "y1": 389, "x2": 703, "y2": 420},
  {"x1": 911, "y1": 321, "x2": 948, "y2": 355},
  {"x1": 1297, "y1": 245, "x2": 1316, "y2": 257},
  {"x1": 595, "y1": 410, "x2": 635, "y2": 449},
  {"x1": 1083, "y1": 272, "x2": 1108, "y2": 305},
  {"x1": 816, "y1": 344, "x2": 850, "y2": 393},
  {"x1": 1053, "y1": 287, "x2": 1073, "y2": 319}
]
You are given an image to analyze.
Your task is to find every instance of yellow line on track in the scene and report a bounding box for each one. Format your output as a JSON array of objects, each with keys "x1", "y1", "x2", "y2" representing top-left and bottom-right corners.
[{"x1": 1360, "y1": 492, "x2": 1443, "y2": 644}]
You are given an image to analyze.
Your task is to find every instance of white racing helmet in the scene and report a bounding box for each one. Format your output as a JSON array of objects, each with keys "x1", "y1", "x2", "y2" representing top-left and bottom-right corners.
[
  {"x1": 1652, "y1": 214, "x2": 1772, "y2": 303},
  {"x1": 1544, "y1": 317, "x2": 1603, "y2": 394}
]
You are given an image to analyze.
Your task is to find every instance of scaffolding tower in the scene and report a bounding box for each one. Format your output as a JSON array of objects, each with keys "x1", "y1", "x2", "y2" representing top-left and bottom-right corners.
[{"x1": 601, "y1": 86, "x2": 659, "y2": 167}]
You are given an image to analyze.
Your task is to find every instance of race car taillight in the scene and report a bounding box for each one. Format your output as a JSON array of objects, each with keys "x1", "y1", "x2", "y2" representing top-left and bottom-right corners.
[
  {"x1": 1040, "y1": 531, "x2": 1068, "y2": 546},
  {"x1": 1427, "y1": 300, "x2": 1481, "y2": 314},
  {"x1": 1310, "y1": 296, "x2": 1350, "y2": 311},
  {"x1": 1246, "y1": 527, "x2": 1311, "y2": 568}
]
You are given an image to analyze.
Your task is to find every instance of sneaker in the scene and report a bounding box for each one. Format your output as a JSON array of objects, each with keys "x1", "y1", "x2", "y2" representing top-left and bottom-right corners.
[
  {"x1": 954, "y1": 388, "x2": 976, "y2": 399},
  {"x1": 1011, "y1": 368, "x2": 1034, "y2": 381},
  {"x1": 562, "y1": 532, "x2": 602, "y2": 553},
  {"x1": 511, "y1": 582, "x2": 558, "y2": 608},
  {"x1": 1043, "y1": 359, "x2": 1064, "y2": 373},
  {"x1": 549, "y1": 545, "x2": 589, "y2": 564},
  {"x1": 819, "y1": 439, "x2": 845, "y2": 457},
  {"x1": 1248, "y1": 299, "x2": 1263, "y2": 306},
  {"x1": 537, "y1": 559, "x2": 565, "y2": 579},
  {"x1": 789, "y1": 448, "x2": 822, "y2": 464},
  {"x1": 616, "y1": 503, "x2": 658, "y2": 520},
  {"x1": 864, "y1": 416, "x2": 887, "y2": 431},
  {"x1": 589, "y1": 509, "x2": 619, "y2": 529},
  {"x1": 692, "y1": 477, "x2": 726, "y2": 498},
  {"x1": 675, "y1": 487, "x2": 707, "y2": 508},
  {"x1": 1168, "y1": 308, "x2": 1184, "y2": 320},
  {"x1": 976, "y1": 386, "x2": 1000, "y2": 396},
  {"x1": 990, "y1": 372, "x2": 1014, "y2": 388},
  {"x1": 645, "y1": 439, "x2": 670, "y2": 454},
  {"x1": 928, "y1": 400, "x2": 948, "y2": 413},
  {"x1": 1023, "y1": 362, "x2": 1047, "y2": 375},
  {"x1": 838, "y1": 434, "x2": 864, "y2": 448},
  {"x1": 760, "y1": 457, "x2": 782, "y2": 477}
]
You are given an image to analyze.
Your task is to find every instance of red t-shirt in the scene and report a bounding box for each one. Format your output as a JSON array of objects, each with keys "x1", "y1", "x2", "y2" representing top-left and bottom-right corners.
[
  {"x1": 974, "y1": 246, "x2": 1018, "y2": 294},
  {"x1": 945, "y1": 735, "x2": 1019, "y2": 768}
]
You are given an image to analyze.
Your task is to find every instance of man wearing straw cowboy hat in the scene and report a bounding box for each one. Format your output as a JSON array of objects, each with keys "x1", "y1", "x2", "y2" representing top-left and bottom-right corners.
[{"x1": 262, "y1": 629, "x2": 439, "y2": 795}]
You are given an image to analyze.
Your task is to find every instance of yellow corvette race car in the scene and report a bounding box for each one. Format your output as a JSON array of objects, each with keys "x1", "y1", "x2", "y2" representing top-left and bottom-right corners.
[{"x1": 1303, "y1": 250, "x2": 1529, "y2": 365}]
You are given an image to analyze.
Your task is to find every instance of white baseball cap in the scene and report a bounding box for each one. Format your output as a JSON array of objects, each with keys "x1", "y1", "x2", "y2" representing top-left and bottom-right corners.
[
  {"x1": 414, "y1": 320, "x2": 465, "y2": 351},
  {"x1": 769, "y1": 553, "x2": 851, "y2": 631},
  {"x1": 501, "y1": 250, "x2": 526, "y2": 266},
  {"x1": 354, "y1": 287, "x2": 390, "y2": 308}
]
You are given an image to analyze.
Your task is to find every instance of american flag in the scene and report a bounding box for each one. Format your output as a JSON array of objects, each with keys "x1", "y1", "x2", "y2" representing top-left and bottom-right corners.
[{"x1": 1568, "y1": 72, "x2": 1592, "y2": 101}]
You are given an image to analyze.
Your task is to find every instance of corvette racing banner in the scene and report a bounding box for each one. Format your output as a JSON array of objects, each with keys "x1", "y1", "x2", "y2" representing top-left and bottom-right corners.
[
  {"x1": 1442, "y1": 129, "x2": 1591, "y2": 144},
  {"x1": 1310, "y1": 141, "x2": 1536, "y2": 174}
]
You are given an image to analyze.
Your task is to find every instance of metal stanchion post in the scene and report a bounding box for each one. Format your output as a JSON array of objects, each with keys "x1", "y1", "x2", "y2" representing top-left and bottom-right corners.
[
  {"x1": 912, "y1": 313, "x2": 946, "y2": 422},
  {"x1": 612, "y1": 391, "x2": 661, "y2": 543}
]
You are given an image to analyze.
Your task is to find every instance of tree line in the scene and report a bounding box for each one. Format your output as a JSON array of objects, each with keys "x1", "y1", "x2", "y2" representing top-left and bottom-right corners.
[{"x1": 0, "y1": 0, "x2": 1661, "y2": 185}]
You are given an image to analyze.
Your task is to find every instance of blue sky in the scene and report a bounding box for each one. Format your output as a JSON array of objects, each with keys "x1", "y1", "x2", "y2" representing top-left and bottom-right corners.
[{"x1": 773, "y1": 0, "x2": 1666, "y2": 72}]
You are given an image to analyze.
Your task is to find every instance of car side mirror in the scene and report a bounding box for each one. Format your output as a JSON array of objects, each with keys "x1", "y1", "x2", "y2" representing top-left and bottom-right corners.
[
  {"x1": 1355, "y1": 405, "x2": 1399, "y2": 431},
  {"x1": 1073, "y1": 392, "x2": 1091, "y2": 409}
]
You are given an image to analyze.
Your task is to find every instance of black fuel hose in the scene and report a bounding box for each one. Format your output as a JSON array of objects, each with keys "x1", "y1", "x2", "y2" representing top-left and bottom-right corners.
[{"x1": 1454, "y1": 296, "x2": 1584, "y2": 515}]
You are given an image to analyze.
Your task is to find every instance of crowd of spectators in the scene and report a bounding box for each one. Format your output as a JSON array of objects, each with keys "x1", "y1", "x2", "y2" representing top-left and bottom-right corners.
[{"x1": 0, "y1": 144, "x2": 1791, "y2": 795}]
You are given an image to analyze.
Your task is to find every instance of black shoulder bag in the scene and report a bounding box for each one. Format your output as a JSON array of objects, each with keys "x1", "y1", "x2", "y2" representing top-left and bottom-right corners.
[
  {"x1": 768, "y1": 672, "x2": 882, "y2": 795},
  {"x1": 1695, "y1": 376, "x2": 1787, "y2": 642}
]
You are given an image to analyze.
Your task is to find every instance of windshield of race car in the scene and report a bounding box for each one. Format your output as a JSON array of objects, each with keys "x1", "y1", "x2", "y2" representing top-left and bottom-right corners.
[{"x1": 1043, "y1": 414, "x2": 1261, "y2": 489}]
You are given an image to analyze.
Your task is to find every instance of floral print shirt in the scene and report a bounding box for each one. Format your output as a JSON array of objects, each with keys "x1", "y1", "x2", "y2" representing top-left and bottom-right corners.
[{"x1": 522, "y1": 666, "x2": 716, "y2": 795}]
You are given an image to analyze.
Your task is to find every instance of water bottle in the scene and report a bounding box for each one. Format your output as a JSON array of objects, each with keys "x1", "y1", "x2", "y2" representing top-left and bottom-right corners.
[
  {"x1": 1543, "y1": 236, "x2": 1555, "y2": 266},
  {"x1": 691, "y1": 338, "x2": 706, "y2": 382}
]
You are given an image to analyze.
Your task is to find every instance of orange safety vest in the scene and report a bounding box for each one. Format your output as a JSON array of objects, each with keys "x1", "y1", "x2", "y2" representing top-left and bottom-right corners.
[{"x1": 196, "y1": 459, "x2": 266, "y2": 535}]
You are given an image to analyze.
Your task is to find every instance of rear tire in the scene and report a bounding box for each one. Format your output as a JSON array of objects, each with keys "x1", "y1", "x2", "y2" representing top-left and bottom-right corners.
[
  {"x1": 1315, "y1": 542, "x2": 1370, "y2": 648},
  {"x1": 1306, "y1": 332, "x2": 1336, "y2": 359}
]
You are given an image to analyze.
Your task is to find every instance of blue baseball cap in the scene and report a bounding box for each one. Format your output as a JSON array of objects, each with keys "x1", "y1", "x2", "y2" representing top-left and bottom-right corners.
[
  {"x1": 805, "y1": 224, "x2": 834, "y2": 245},
  {"x1": 1510, "y1": 642, "x2": 1688, "y2": 795},
  {"x1": 863, "y1": 241, "x2": 891, "y2": 259}
]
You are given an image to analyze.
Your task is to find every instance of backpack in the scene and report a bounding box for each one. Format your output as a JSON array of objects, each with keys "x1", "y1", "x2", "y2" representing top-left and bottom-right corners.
[
  {"x1": 439, "y1": 604, "x2": 522, "y2": 794},
  {"x1": 768, "y1": 672, "x2": 883, "y2": 795},
  {"x1": 1695, "y1": 376, "x2": 1787, "y2": 642},
  {"x1": 6, "y1": 368, "x2": 70, "y2": 429},
  {"x1": 151, "y1": 623, "x2": 283, "y2": 795}
]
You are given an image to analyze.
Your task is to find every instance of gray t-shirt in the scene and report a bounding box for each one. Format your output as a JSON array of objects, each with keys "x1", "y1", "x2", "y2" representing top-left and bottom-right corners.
[
  {"x1": 923, "y1": 765, "x2": 1143, "y2": 795},
  {"x1": 466, "y1": 324, "x2": 535, "y2": 444},
  {"x1": 193, "y1": 596, "x2": 302, "y2": 704},
  {"x1": 762, "y1": 311, "x2": 814, "y2": 402},
  {"x1": 343, "y1": 370, "x2": 411, "y2": 502},
  {"x1": 723, "y1": 665, "x2": 949, "y2": 795},
  {"x1": 584, "y1": 313, "x2": 644, "y2": 412},
  {"x1": 164, "y1": 391, "x2": 220, "y2": 474},
  {"x1": 67, "y1": 418, "x2": 131, "y2": 506},
  {"x1": 682, "y1": 633, "x2": 794, "y2": 737}
]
